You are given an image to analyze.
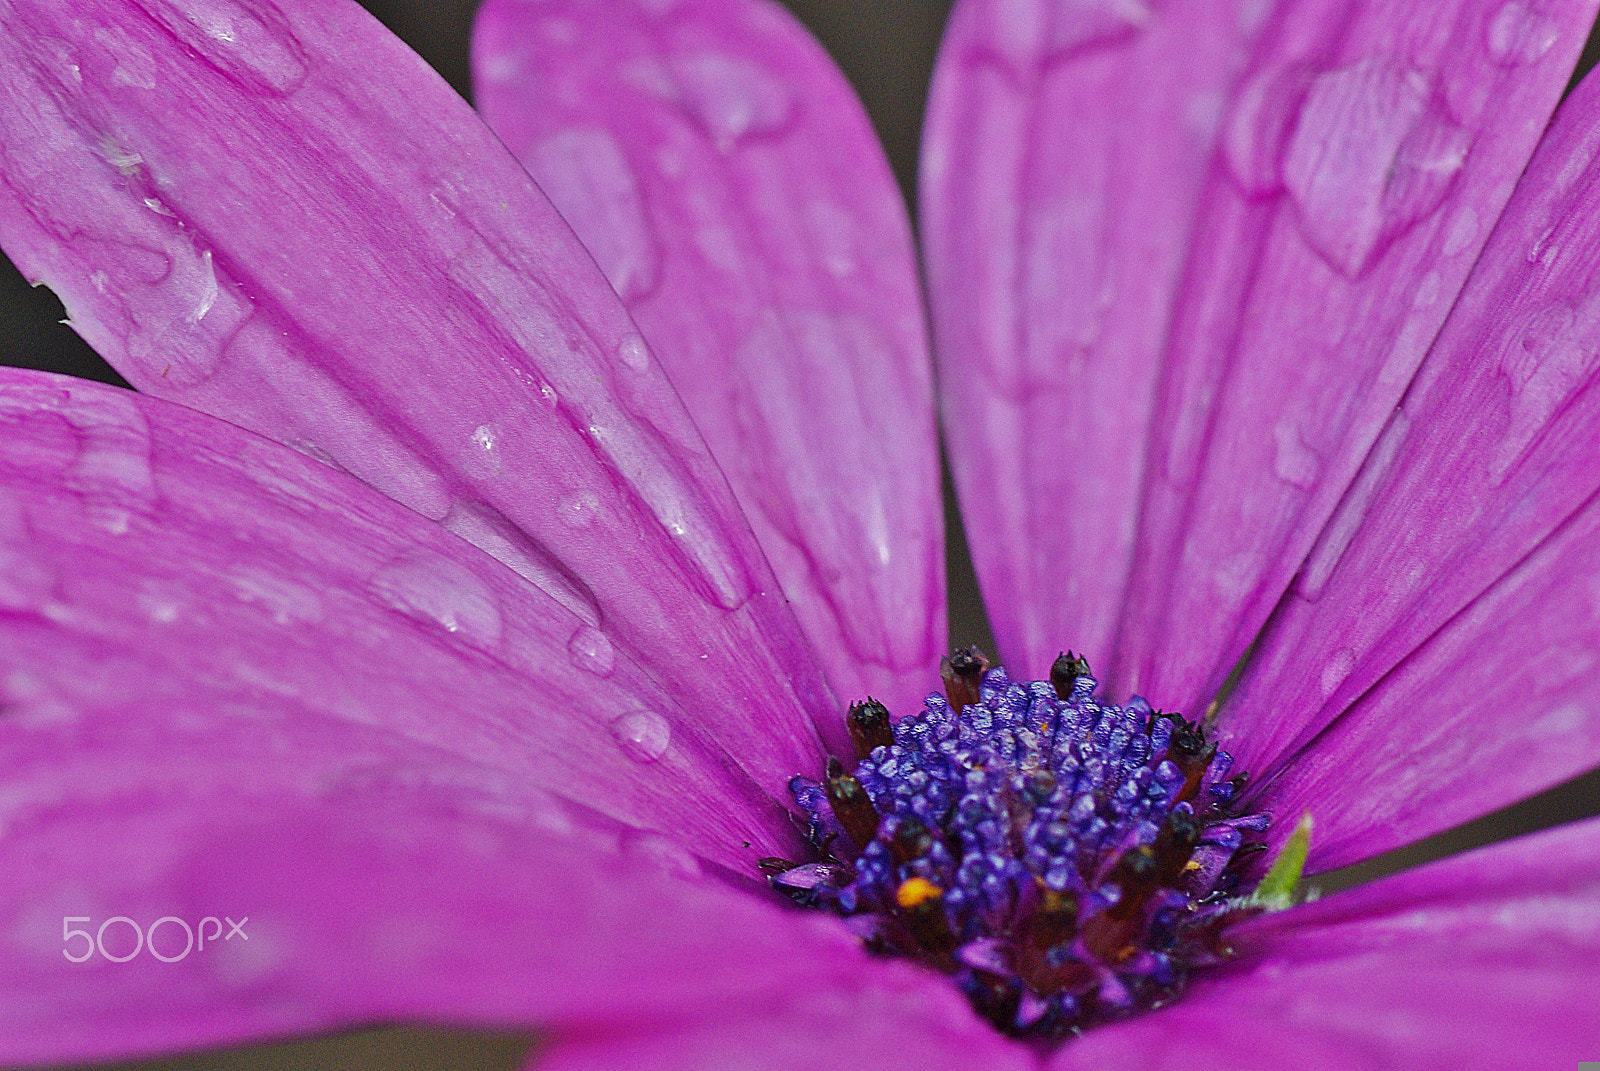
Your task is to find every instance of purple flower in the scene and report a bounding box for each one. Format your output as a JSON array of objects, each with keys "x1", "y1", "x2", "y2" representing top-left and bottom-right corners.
[{"x1": 0, "y1": 0, "x2": 1598, "y2": 1066}]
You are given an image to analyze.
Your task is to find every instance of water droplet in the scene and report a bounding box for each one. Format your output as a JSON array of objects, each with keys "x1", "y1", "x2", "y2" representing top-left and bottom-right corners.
[
  {"x1": 3, "y1": 670, "x2": 77, "y2": 729},
  {"x1": 1319, "y1": 648, "x2": 1356, "y2": 697},
  {"x1": 371, "y1": 553, "x2": 504, "y2": 649},
  {"x1": 1442, "y1": 205, "x2": 1480, "y2": 258},
  {"x1": 669, "y1": 51, "x2": 794, "y2": 150},
  {"x1": 442, "y1": 498, "x2": 602, "y2": 627},
  {"x1": 567, "y1": 625, "x2": 616, "y2": 677},
  {"x1": 557, "y1": 489, "x2": 601, "y2": 529},
  {"x1": 525, "y1": 127, "x2": 660, "y2": 303},
  {"x1": 137, "y1": 581, "x2": 184, "y2": 624},
  {"x1": 1528, "y1": 225, "x2": 1558, "y2": 265},
  {"x1": 138, "y1": 0, "x2": 310, "y2": 95},
  {"x1": 617, "y1": 334, "x2": 650, "y2": 373},
  {"x1": 1486, "y1": 2, "x2": 1559, "y2": 66},
  {"x1": 1414, "y1": 269, "x2": 1442, "y2": 308},
  {"x1": 621, "y1": 829, "x2": 702, "y2": 879},
  {"x1": 1492, "y1": 302, "x2": 1598, "y2": 481},
  {"x1": 806, "y1": 199, "x2": 857, "y2": 278},
  {"x1": 1222, "y1": 64, "x2": 1312, "y2": 196},
  {"x1": 1283, "y1": 59, "x2": 1468, "y2": 277},
  {"x1": 1272, "y1": 420, "x2": 1321, "y2": 489},
  {"x1": 971, "y1": 0, "x2": 1151, "y2": 67},
  {"x1": 228, "y1": 566, "x2": 324, "y2": 626},
  {"x1": 468, "y1": 423, "x2": 501, "y2": 477},
  {"x1": 610, "y1": 710, "x2": 670, "y2": 763}
]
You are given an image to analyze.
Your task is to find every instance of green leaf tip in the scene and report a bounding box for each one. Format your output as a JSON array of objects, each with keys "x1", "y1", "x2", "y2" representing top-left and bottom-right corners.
[{"x1": 1252, "y1": 812, "x2": 1313, "y2": 910}]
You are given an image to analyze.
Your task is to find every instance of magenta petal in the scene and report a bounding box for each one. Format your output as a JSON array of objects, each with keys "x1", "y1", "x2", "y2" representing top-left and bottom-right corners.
[
  {"x1": 1050, "y1": 818, "x2": 1600, "y2": 1071},
  {"x1": 1105, "y1": 0, "x2": 1595, "y2": 710},
  {"x1": 0, "y1": 787, "x2": 888, "y2": 1065},
  {"x1": 0, "y1": 367, "x2": 802, "y2": 868},
  {"x1": 532, "y1": 967, "x2": 1034, "y2": 1071},
  {"x1": 1228, "y1": 67, "x2": 1600, "y2": 805},
  {"x1": 1245, "y1": 480, "x2": 1600, "y2": 870},
  {"x1": 472, "y1": 0, "x2": 942, "y2": 721},
  {"x1": 922, "y1": 0, "x2": 1266, "y2": 679},
  {"x1": 0, "y1": 0, "x2": 835, "y2": 777}
]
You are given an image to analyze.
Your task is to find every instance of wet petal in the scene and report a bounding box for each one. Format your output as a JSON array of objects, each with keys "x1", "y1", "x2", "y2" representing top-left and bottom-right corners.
[
  {"x1": 0, "y1": 782, "x2": 882, "y2": 1065},
  {"x1": 1246, "y1": 467, "x2": 1600, "y2": 870},
  {"x1": 0, "y1": 0, "x2": 837, "y2": 778},
  {"x1": 922, "y1": 0, "x2": 1267, "y2": 678},
  {"x1": 1228, "y1": 67, "x2": 1600, "y2": 813},
  {"x1": 0, "y1": 367, "x2": 801, "y2": 869},
  {"x1": 1050, "y1": 817, "x2": 1600, "y2": 1071},
  {"x1": 1114, "y1": 0, "x2": 1595, "y2": 711},
  {"x1": 473, "y1": 0, "x2": 942, "y2": 720},
  {"x1": 531, "y1": 966, "x2": 1034, "y2": 1071}
]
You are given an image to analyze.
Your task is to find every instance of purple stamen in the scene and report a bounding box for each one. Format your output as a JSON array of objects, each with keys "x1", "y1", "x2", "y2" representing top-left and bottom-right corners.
[{"x1": 771, "y1": 652, "x2": 1273, "y2": 1039}]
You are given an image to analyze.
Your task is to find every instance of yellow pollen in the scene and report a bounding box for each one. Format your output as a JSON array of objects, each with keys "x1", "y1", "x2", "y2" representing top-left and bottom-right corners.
[
  {"x1": 1183, "y1": 859, "x2": 1202, "y2": 872},
  {"x1": 896, "y1": 877, "x2": 942, "y2": 909}
]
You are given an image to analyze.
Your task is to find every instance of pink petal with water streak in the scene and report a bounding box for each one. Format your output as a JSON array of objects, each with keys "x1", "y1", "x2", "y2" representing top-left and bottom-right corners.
[
  {"x1": 474, "y1": 0, "x2": 943, "y2": 719},
  {"x1": 1229, "y1": 66, "x2": 1600, "y2": 810},
  {"x1": 0, "y1": 0, "x2": 837, "y2": 776},
  {"x1": 0, "y1": 368, "x2": 802, "y2": 869}
]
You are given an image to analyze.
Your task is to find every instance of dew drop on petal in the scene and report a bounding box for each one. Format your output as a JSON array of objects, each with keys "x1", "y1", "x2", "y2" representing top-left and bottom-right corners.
[
  {"x1": 228, "y1": 565, "x2": 324, "y2": 626},
  {"x1": 1320, "y1": 648, "x2": 1356, "y2": 697},
  {"x1": 1486, "y1": 1, "x2": 1560, "y2": 66},
  {"x1": 557, "y1": 490, "x2": 601, "y2": 529},
  {"x1": 441, "y1": 499, "x2": 602, "y2": 627},
  {"x1": 669, "y1": 51, "x2": 794, "y2": 149},
  {"x1": 1492, "y1": 302, "x2": 1597, "y2": 482},
  {"x1": 1272, "y1": 419, "x2": 1321, "y2": 489},
  {"x1": 567, "y1": 624, "x2": 616, "y2": 678},
  {"x1": 525, "y1": 127, "x2": 660, "y2": 303},
  {"x1": 1283, "y1": 58, "x2": 1467, "y2": 278},
  {"x1": 622, "y1": 828, "x2": 702, "y2": 880},
  {"x1": 1222, "y1": 64, "x2": 1310, "y2": 196},
  {"x1": 970, "y1": 0, "x2": 1151, "y2": 68},
  {"x1": 1442, "y1": 205, "x2": 1481, "y2": 258},
  {"x1": 371, "y1": 553, "x2": 504, "y2": 649},
  {"x1": 617, "y1": 333, "x2": 650, "y2": 373},
  {"x1": 611, "y1": 710, "x2": 671, "y2": 763}
]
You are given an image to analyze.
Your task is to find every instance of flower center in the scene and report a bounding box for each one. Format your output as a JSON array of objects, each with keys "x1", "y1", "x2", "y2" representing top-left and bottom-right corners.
[{"x1": 765, "y1": 648, "x2": 1274, "y2": 1040}]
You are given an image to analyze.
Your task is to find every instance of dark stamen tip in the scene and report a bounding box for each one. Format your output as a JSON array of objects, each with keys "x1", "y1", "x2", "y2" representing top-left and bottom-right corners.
[
  {"x1": 1050, "y1": 651, "x2": 1092, "y2": 699},
  {"x1": 847, "y1": 697, "x2": 895, "y2": 759},
  {"x1": 941, "y1": 645, "x2": 990, "y2": 712}
]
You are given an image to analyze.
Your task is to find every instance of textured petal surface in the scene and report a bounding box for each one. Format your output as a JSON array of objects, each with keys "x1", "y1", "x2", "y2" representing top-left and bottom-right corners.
[
  {"x1": 927, "y1": 0, "x2": 1594, "y2": 700},
  {"x1": 922, "y1": 0, "x2": 1265, "y2": 680},
  {"x1": 530, "y1": 968, "x2": 1034, "y2": 1071},
  {"x1": 0, "y1": 0, "x2": 840, "y2": 777},
  {"x1": 1228, "y1": 67, "x2": 1600, "y2": 816},
  {"x1": 1050, "y1": 817, "x2": 1600, "y2": 1071},
  {"x1": 1252, "y1": 487, "x2": 1600, "y2": 869},
  {"x1": 0, "y1": 368, "x2": 801, "y2": 869},
  {"x1": 474, "y1": 0, "x2": 943, "y2": 719},
  {"x1": 1112, "y1": 0, "x2": 1596, "y2": 711}
]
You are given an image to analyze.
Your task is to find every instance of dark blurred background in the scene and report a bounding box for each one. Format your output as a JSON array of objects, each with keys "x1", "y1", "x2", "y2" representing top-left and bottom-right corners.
[{"x1": 5, "y1": 2, "x2": 1598, "y2": 1068}]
